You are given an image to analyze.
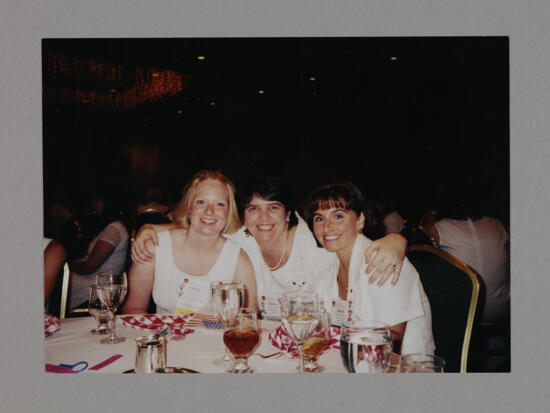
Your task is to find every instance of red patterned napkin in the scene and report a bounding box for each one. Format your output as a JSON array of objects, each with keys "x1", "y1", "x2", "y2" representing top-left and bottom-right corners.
[
  {"x1": 119, "y1": 314, "x2": 195, "y2": 337},
  {"x1": 268, "y1": 324, "x2": 341, "y2": 358},
  {"x1": 44, "y1": 313, "x2": 60, "y2": 337}
]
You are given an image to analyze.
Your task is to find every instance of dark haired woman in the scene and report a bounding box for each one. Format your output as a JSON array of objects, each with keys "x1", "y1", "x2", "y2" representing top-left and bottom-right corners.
[{"x1": 304, "y1": 181, "x2": 434, "y2": 355}]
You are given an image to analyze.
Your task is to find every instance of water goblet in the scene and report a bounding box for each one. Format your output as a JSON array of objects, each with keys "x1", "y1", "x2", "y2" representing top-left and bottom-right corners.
[
  {"x1": 280, "y1": 290, "x2": 320, "y2": 373},
  {"x1": 302, "y1": 308, "x2": 331, "y2": 372},
  {"x1": 210, "y1": 281, "x2": 244, "y2": 364},
  {"x1": 97, "y1": 272, "x2": 127, "y2": 344},
  {"x1": 88, "y1": 285, "x2": 110, "y2": 335},
  {"x1": 400, "y1": 353, "x2": 446, "y2": 373},
  {"x1": 340, "y1": 321, "x2": 393, "y2": 373},
  {"x1": 96, "y1": 271, "x2": 115, "y2": 287},
  {"x1": 223, "y1": 308, "x2": 260, "y2": 373}
]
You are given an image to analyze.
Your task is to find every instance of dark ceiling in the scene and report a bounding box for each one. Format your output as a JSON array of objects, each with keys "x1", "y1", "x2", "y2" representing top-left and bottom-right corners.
[{"x1": 42, "y1": 37, "x2": 509, "y2": 224}]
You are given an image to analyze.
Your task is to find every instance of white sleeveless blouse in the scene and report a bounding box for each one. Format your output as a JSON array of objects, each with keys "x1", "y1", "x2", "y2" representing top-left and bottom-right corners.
[{"x1": 152, "y1": 230, "x2": 240, "y2": 314}]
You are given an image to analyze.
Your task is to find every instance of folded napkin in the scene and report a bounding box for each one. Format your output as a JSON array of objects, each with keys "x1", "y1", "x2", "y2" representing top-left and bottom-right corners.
[
  {"x1": 268, "y1": 324, "x2": 341, "y2": 358},
  {"x1": 119, "y1": 314, "x2": 196, "y2": 337},
  {"x1": 44, "y1": 313, "x2": 60, "y2": 337}
]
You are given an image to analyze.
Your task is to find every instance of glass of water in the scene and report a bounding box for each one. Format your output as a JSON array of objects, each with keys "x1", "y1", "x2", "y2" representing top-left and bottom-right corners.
[
  {"x1": 400, "y1": 353, "x2": 446, "y2": 373},
  {"x1": 88, "y1": 285, "x2": 110, "y2": 335},
  {"x1": 340, "y1": 321, "x2": 393, "y2": 373}
]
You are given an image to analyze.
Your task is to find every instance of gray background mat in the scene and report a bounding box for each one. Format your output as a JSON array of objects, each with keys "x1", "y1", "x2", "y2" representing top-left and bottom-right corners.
[{"x1": 1, "y1": 0, "x2": 549, "y2": 412}]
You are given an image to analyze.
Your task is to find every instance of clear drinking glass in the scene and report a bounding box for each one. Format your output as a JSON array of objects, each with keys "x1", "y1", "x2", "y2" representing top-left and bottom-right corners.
[
  {"x1": 88, "y1": 285, "x2": 110, "y2": 335},
  {"x1": 280, "y1": 290, "x2": 320, "y2": 373},
  {"x1": 223, "y1": 308, "x2": 260, "y2": 373},
  {"x1": 340, "y1": 321, "x2": 393, "y2": 373},
  {"x1": 400, "y1": 353, "x2": 446, "y2": 373},
  {"x1": 97, "y1": 272, "x2": 127, "y2": 344},
  {"x1": 210, "y1": 281, "x2": 244, "y2": 365},
  {"x1": 302, "y1": 308, "x2": 331, "y2": 372}
]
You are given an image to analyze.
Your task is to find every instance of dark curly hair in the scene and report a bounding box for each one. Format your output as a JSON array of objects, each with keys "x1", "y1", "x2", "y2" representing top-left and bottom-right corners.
[{"x1": 236, "y1": 175, "x2": 298, "y2": 229}]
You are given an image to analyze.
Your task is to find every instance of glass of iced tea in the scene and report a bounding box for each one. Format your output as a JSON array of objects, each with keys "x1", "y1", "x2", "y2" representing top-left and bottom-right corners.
[
  {"x1": 302, "y1": 308, "x2": 331, "y2": 372},
  {"x1": 223, "y1": 308, "x2": 260, "y2": 373}
]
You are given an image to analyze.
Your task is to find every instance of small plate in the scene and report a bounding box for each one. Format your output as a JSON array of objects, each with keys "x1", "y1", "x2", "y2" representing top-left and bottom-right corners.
[{"x1": 122, "y1": 367, "x2": 199, "y2": 374}]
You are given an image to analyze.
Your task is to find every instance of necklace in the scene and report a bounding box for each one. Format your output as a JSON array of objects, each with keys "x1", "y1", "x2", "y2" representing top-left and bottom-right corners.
[{"x1": 264, "y1": 231, "x2": 288, "y2": 271}]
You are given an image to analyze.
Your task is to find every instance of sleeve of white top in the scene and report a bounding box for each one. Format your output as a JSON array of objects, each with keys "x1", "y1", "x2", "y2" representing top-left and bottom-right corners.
[{"x1": 360, "y1": 258, "x2": 425, "y2": 327}]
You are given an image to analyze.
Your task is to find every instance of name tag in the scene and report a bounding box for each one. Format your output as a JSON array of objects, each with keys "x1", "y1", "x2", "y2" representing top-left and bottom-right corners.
[
  {"x1": 259, "y1": 295, "x2": 282, "y2": 320},
  {"x1": 174, "y1": 276, "x2": 210, "y2": 314},
  {"x1": 330, "y1": 298, "x2": 352, "y2": 326}
]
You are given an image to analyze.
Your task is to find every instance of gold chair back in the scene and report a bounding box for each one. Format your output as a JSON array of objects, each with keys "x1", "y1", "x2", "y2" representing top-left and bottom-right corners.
[{"x1": 408, "y1": 244, "x2": 481, "y2": 372}]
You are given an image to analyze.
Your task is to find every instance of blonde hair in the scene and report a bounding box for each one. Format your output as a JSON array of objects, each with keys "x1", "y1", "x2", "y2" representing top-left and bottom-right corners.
[{"x1": 172, "y1": 170, "x2": 242, "y2": 234}]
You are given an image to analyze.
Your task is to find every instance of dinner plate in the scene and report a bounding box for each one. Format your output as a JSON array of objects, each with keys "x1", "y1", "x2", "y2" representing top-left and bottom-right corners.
[{"x1": 122, "y1": 367, "x2": 199, "y2": 373}]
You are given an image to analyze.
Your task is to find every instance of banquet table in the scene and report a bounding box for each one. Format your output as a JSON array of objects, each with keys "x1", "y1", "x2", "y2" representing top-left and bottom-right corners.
[{"x1": 45, "y1": 316, "x2": 365, "y2": 374}]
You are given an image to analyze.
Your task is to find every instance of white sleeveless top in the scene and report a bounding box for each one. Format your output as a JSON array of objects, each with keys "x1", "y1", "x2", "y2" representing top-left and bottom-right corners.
[{"x1": 152, "y1": 230, "x2": 241, "y2": 314}]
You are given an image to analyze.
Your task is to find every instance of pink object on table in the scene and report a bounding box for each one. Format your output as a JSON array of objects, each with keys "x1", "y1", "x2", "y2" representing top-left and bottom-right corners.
[
  {"x1": 268, "y1": 324, "x2": 341, "y2": 358},
  {"x1": 45, "y1": 364, "x2": 77, "y2": 373},
  {"x1": 44, "y1": 313, "x2": 60, "y2": 337},
  {"x1": 89, "y1": 354, "x2": 124, "y2": 371}
]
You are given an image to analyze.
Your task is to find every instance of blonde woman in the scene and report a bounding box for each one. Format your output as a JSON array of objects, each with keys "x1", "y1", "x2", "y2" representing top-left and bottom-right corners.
[{"x1": 122, "y1": 170, "x2": 257, "y2": 314}]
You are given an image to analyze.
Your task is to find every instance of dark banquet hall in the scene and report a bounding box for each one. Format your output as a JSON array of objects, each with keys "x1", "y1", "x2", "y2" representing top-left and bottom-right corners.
[{"x1": 42, "y1": 37, "x2": 510, "y2": 374}]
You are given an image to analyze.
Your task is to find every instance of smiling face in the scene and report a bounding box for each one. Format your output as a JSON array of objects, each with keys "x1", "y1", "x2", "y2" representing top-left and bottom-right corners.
[
  {"x1": 243, "y1": 195, "x2": 290, "y2": 246},
  {"x1": 312, "y1": 204, "x2": 365, "y2": 258},
  {"x1": 188, "y1": 178, "x2": 230, "y2": 236}
]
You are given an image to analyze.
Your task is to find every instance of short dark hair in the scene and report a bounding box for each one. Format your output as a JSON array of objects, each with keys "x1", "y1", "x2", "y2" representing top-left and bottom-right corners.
[
  {"x1": 237, "y1": 175, "x2": 298, "y2": 228},
  {"x1": 304, "y1": 181, "x2": 384, "y2": 240}
]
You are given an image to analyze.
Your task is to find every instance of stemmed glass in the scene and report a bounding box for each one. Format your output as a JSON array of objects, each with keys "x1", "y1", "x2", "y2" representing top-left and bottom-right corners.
[
  {"x1": 400, "y1": 353, "x2": 446, "y2": 373},
  {"x1": 280, "y1": 290, "x2": 320, "y2": 373},
  {"x1": 223, "y1": 308, "x2": 260, "y2": 373},
  {"x1": 96, "y1": 272, "x2": 127, "y2": 344},
  {"x1": 302, "y1": 308, "x2": 331, "y2": 372},
  {"x1": 339, "y1": 321, "x2": 393, "y2": 373},
  {"x1": 88, "y1": 285, "x2": 110, "y2": 335},
  {"x1": 210, "y1": 281, "x2": 244, "y2": 365}
]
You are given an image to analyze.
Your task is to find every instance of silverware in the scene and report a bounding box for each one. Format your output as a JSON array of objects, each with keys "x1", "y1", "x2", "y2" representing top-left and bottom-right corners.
[{"x1": 254, "y1": 351, "x2": 282, "y2": 359}]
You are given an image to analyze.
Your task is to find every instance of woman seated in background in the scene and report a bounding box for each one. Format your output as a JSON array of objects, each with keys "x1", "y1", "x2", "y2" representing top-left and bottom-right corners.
[
  {"x1": 122, "y1": 170, "x2": 257, "y2": 314},
  {"x1": 304, "y1": 181, "x2": 435, "y2": 355},
  {"x1": 68, "y1": 193, "x2": 130, "y2": 309},
  {"x1": 420, "y1": 191, "x2": 510, "y2": 327},
  {"x1": 43, "y1": 237, "x2": 66, "y2": 308},
  {"x1": 131, "y1": 175, "x2": 408, "y2": 319}
]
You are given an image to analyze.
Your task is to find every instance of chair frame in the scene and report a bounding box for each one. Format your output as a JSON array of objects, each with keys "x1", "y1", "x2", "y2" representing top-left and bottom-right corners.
[
  {"x1": 408, "y1": 244, "x2": 481, "y2": 372},
  {"x1": 59, "y1": 264, "x2": 89, "y2": 319}
]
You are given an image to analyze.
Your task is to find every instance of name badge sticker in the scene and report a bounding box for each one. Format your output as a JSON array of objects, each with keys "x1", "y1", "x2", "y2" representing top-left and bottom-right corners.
[{"x1": 174, "y1": 277, "x2": 210, "y2": 314}]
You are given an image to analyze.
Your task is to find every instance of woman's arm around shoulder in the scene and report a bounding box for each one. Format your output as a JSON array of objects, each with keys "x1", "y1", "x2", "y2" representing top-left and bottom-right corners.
[
  {"x1": 232, "y1": 249, "x2": 258, "y2": 312},
  {"x1": 131, "y1": 223, "x2": 176, "y2": 264},
  {"x1": 121, "y1": 259, "x2": 155, "y2": 314},
  {"x1": 364, "y1": 233, "x2": 408, "y2": 287}
]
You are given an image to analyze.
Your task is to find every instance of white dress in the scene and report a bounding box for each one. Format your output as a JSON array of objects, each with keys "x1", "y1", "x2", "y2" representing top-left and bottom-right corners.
[
  {"x1": 69, "y1": 221, "x2": 129, "y2": 308},
  {"x1": 153, "y1": 230, "x2": 241, "y2": 314},
  {"x1": 226, "y1": 214, "x2": 337, "y2": 319},
  {"x1": 317, "y1": 235, "x2": 435, "y2": 355},
  {"x1": 434, "y1": 216, "x2": 510, "y2": 325}
]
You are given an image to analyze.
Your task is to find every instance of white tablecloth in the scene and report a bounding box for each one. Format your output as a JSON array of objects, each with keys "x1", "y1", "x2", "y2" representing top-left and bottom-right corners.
[{"x1": 45, "y1": 316, "x2": 348, "y2": 373}]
